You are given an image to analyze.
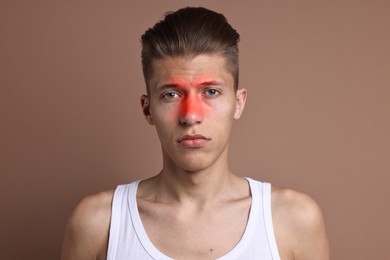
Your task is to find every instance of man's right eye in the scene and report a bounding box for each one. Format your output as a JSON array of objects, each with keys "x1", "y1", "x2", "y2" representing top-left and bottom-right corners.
[{"x1": 162, "y1": 92, "x2": 180, "y2": 99}]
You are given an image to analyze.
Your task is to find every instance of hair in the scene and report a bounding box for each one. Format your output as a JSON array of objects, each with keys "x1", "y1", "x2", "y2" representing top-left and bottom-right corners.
[{"x1": 141, "y1": 7, "x2": 240, "y2": 92}]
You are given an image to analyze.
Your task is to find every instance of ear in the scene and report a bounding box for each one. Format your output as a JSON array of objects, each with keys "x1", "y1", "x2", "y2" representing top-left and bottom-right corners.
[
  {"x1": 140, "y1": 95, "x2": 154, "y2": 125},
  {"x1": 234, "y1": 88, "x2": 247, "y2": 120}
]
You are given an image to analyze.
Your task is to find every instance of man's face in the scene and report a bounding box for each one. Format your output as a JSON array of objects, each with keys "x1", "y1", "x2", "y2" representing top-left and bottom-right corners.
[{"x1": 141, "y1": 54, "x2": 247, "y2": 172}]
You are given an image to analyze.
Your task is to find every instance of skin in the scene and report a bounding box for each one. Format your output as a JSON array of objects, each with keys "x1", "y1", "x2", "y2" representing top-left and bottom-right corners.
[{"x1": 61, "y1": 54, "x2": 329, "y2": 260}]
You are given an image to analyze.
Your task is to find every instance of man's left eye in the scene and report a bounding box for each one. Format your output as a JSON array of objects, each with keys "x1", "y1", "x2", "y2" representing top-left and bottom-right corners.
[{"x1": 204, "y1": 89, "x2": 220, "y2": 96}]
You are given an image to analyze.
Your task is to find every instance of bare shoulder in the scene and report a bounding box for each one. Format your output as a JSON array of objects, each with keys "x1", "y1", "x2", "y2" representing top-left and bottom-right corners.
[
  {"x1": 61, "y1": 189, "x2": 115, "y2": 260},
  {"x1": 271, "y1": 186, "x2": 323, "y2": 228},
  {"x1": 271, "y1": 186, "x2": 330, "y2": 260}
]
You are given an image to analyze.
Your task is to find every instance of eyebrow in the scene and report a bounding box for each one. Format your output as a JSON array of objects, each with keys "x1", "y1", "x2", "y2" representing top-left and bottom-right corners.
[
  {"x1": 157, "y1": 84, "x2": 180, "y2": 91},
  {"x1": 198, "y1": 80, "x2": 221, "y2": 87},
  {"x1": 157, "y1": 80, "x2": 222, "y2": 91}
]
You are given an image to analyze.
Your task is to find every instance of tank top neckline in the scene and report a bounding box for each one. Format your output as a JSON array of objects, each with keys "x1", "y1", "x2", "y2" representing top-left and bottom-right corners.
[{"x1": 128, "y1": 177, "x2": 260, "y2": 259}]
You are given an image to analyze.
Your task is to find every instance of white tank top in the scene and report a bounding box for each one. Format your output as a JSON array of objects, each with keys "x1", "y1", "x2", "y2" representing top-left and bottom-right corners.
[{"x1": 107, "y1": 178, "x2": 281, "y2": 260}]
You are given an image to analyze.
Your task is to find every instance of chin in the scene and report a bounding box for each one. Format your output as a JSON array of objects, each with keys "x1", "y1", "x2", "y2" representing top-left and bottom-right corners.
[{"x1": 163, "y1": 145, "x2": 226, "y2": 173}]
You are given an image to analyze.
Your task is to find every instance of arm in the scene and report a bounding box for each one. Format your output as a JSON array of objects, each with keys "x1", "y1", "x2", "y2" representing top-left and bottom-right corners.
[
  {"x1": 61, "y1": 190, "x2": 113, "y2": 260},
  {"x1": 272, "y1": 188, "x2": 330, "y2": 260}
]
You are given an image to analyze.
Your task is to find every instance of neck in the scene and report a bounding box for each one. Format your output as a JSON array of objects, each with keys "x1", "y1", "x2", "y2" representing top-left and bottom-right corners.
[{"x1": 154, "y1": 148, "x2": 241, "y2": 205}]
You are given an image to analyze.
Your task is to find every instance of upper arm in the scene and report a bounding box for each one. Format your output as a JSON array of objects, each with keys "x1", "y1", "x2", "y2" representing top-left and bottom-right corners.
[
  {"x1": 61, "y1": 190, "x2": 114, "y2": 260},
  {"x1": 272, "y1": 188, "x2": 330, "y2": 260}
]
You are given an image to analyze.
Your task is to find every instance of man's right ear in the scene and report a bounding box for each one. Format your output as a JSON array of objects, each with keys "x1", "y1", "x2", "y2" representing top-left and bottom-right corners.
[{"x1": 140, "y1": 95, "x2": 154, "y2": 125}]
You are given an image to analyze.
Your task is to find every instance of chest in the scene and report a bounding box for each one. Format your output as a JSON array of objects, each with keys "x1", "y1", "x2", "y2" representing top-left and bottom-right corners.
[{"x1": 138, "y1": 199, "x2": 251, "y2": 259}]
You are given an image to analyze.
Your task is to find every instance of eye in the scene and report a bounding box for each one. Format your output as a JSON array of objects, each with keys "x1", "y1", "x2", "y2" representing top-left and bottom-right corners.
[
  {"x1": 162, "y1": 92, "x2": 180, "y2": 100},
  {"x1": 204, "y1": 89, "x2": 220, "y2": 97}
]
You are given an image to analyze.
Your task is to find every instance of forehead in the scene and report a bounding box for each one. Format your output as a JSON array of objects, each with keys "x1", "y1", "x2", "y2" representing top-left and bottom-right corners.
[{"x1": 149, "y1": 54, "x2": 233, "y2": 89}]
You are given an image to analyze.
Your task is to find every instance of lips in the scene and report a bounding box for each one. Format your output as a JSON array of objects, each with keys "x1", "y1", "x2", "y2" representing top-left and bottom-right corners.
[{"x1": 177, "y1": 134, "x2": 210, "y2": 148}]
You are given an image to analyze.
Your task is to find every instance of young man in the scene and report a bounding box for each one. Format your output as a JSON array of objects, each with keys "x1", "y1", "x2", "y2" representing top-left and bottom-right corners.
[{"x1": 61, "y1": 7, "x2": 329, "y2": 260}]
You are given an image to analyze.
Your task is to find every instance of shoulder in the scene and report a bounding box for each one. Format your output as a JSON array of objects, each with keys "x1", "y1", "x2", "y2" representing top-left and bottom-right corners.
[
  {"x1": 271, "y1": 186, "x2": 330, "y2": 260},
  {"x1": 61, "y1": 189, "x2": 115, "y2": 260},
  {"x1": 271, "y1": 186, "x2": 323, "y2": 227},
  {"x1": 69, "y1": 189, "x2": 114, "y2": 233}
]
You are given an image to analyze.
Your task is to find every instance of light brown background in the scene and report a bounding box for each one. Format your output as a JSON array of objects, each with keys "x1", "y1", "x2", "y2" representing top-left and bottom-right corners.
[{"x1": 1, "y1": 0, "x2": 389, "y2": 259}]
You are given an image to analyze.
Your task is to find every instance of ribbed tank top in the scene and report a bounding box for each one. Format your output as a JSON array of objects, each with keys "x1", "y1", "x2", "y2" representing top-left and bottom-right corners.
[{"x1": 107, "y1": 178, "x2": 280, "y2": 260}]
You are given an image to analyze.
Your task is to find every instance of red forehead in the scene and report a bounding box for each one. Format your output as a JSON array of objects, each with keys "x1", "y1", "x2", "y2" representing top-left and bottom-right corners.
[{"x1": 164, "y1": 75, "x2": 219, "y2": 88}]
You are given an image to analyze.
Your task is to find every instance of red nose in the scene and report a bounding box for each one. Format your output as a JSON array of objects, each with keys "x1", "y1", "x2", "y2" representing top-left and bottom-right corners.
[{"x1": 179, "y1": 95, "x2": 205, "y2": 125}]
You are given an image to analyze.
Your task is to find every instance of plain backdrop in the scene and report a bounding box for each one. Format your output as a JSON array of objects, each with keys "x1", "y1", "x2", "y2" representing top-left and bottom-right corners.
[{"x1": 1, "y1": 0, "x2": 389, "y2": 259}]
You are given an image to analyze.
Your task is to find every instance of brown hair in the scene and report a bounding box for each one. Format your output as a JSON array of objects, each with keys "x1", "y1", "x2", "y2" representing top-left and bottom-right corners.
[{"x1": 141, "y1": 7, "x2": 240, "y2": 92}]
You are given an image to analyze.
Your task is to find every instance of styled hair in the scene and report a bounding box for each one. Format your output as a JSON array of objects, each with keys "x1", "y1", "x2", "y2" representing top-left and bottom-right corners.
[{"x1": 141, "y1": 7, "x2": 240, "y2": 91}]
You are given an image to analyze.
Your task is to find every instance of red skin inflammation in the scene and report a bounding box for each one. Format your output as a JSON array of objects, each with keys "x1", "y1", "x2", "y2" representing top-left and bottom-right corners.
[{"x1": 163, "y1": 75, "x2": 220, "y2": 119}]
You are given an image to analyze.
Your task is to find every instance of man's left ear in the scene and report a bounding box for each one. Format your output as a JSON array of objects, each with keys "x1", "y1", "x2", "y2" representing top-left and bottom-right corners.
[{"x1": 234, "y1": 88, "x2": 247, "y2": 119}]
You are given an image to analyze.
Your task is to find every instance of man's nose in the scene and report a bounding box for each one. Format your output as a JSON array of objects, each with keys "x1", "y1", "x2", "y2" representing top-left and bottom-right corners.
[{"x1": 179, "y1": 95, "x2": 204, "y2": 126}]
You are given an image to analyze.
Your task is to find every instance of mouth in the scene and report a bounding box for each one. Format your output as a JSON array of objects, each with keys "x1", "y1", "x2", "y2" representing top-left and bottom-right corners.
[{"x1": 177, "y1": 134, "x2": 211, "y2": 148}]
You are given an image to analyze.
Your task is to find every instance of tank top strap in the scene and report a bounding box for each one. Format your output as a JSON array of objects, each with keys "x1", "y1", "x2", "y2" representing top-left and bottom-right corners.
[
  {"x1": 107, "y1": 184, "x2": 127, "y2": 260},
  {"x1": 262, "y1": 182, "x2": 281, "y2": 260}
]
